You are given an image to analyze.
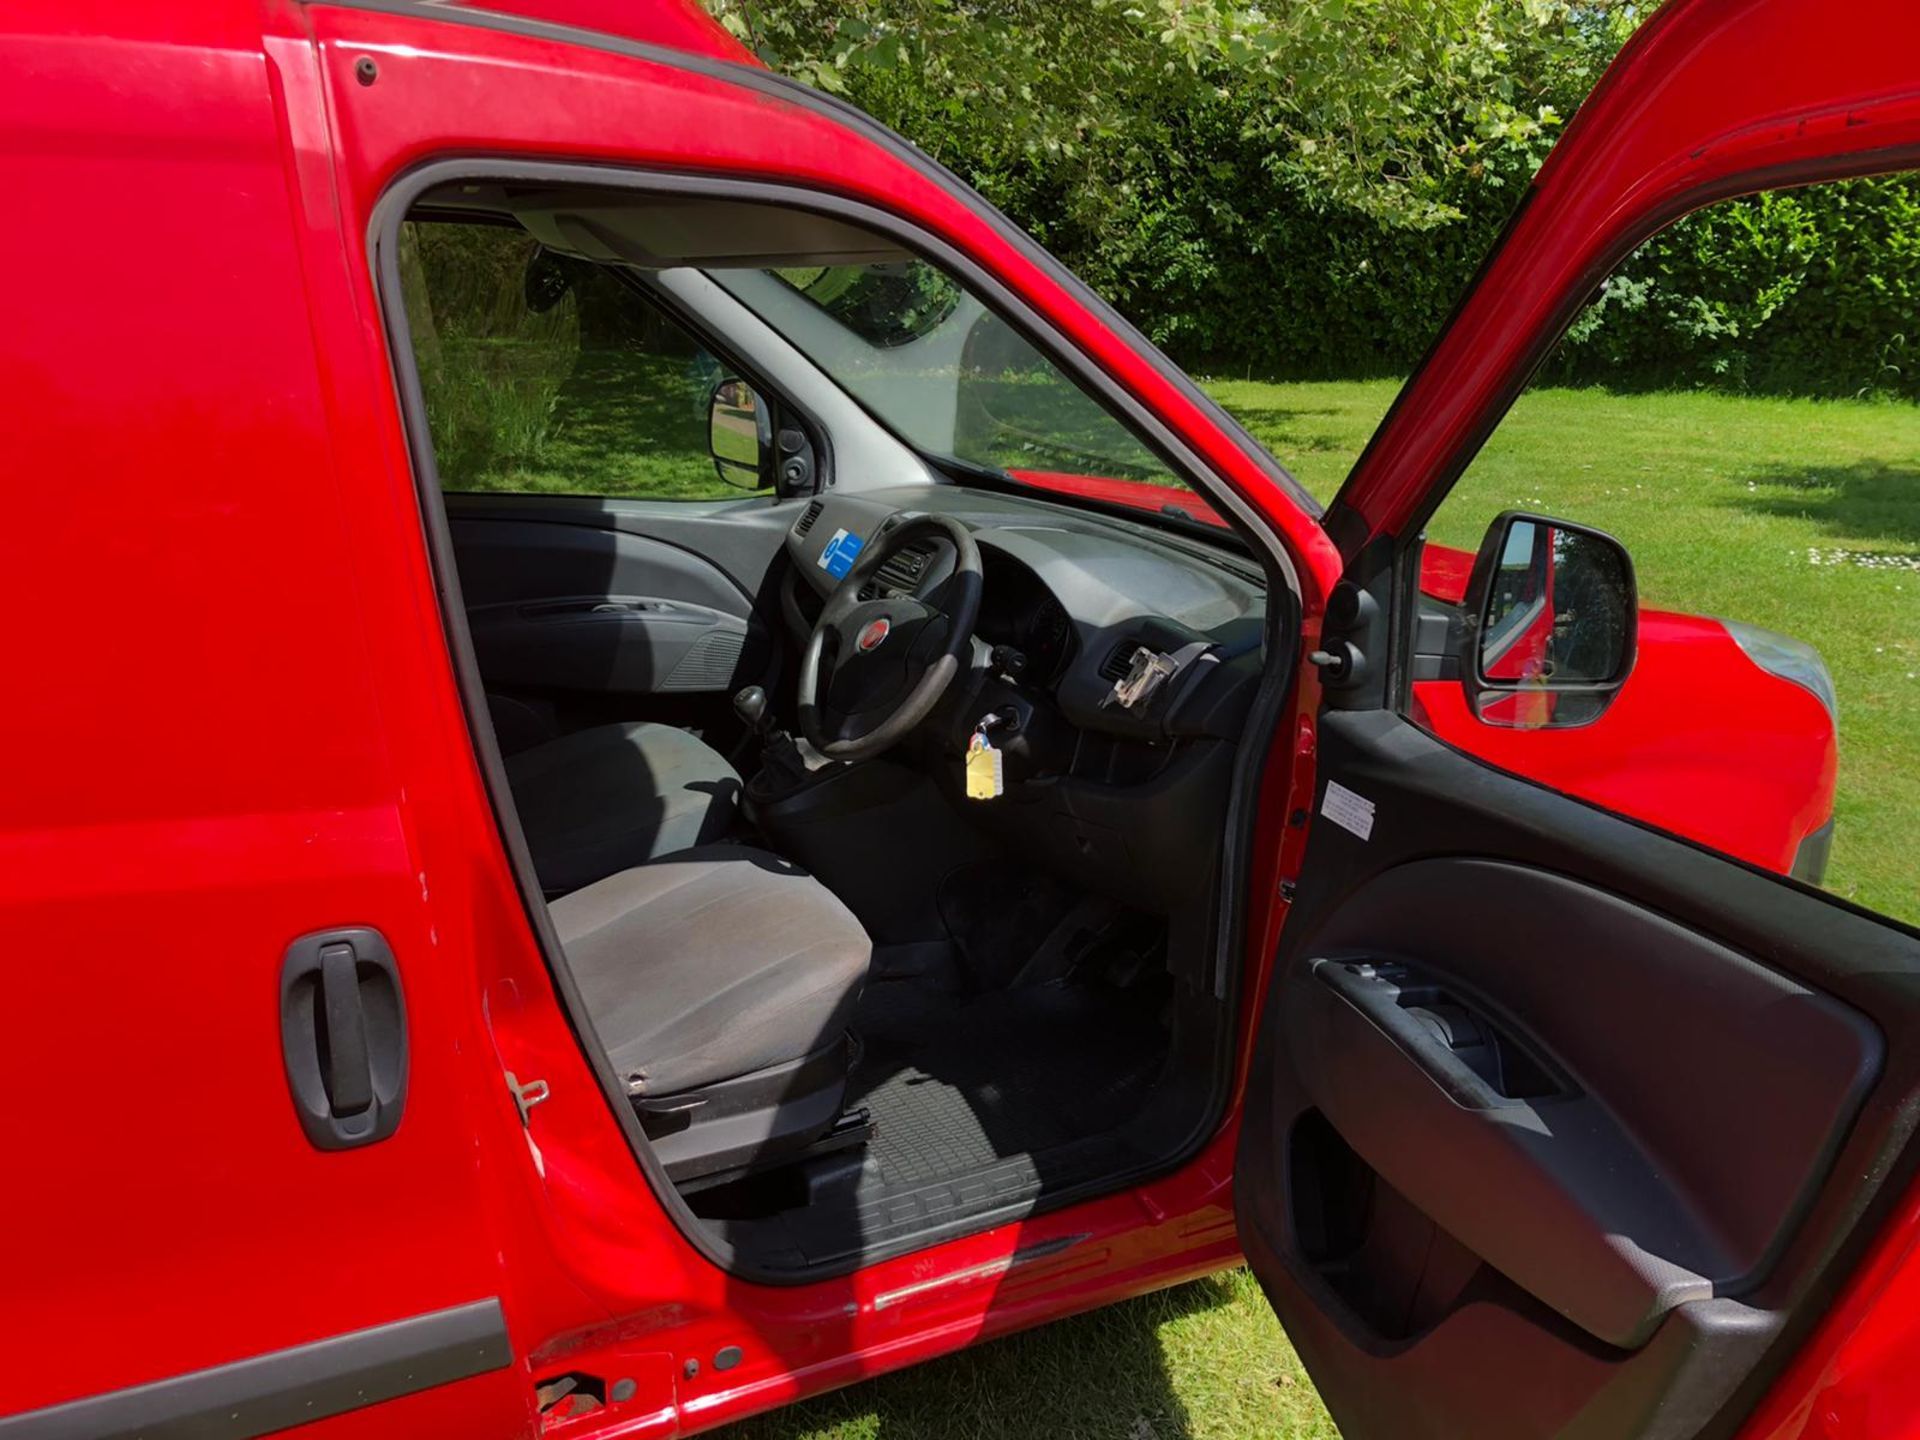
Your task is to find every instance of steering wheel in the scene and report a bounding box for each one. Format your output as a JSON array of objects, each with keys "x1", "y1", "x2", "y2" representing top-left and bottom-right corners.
[{"x1": 797, "y1": 514, "x2": 983, "y2": 762}]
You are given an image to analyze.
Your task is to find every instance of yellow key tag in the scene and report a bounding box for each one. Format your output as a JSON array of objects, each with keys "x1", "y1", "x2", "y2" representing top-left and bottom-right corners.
[{"x1": 964, "y1": 736, "x2": 1004, "y2": 800}]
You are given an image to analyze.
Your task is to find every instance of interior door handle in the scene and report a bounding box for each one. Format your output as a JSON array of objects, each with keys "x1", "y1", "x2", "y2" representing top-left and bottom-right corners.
[
  {"x1": 281, "y1": 928, "x2": 408, "y2": 1150},
  {"x1": 1291, "y1": 957, "x2": 1722, "y2": 1348},
  {"x1": 1310, "y1": 959, "x2": 1549, "y2": 1109}
]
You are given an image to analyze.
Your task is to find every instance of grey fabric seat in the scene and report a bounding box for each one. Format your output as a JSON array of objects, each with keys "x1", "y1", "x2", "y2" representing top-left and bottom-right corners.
[
  {"x1": 551, "y1": 845, "x2": 872, "y2": 1101},
  {"x1": 505, "y1": 722, "x2": 741, "y2": 895}
]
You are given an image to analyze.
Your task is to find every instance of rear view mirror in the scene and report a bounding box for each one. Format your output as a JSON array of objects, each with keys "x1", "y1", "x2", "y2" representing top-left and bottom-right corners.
[
  {"x1": 1461, "y1": 512, "x2": 1637, "y2": 728},
  {"x1": 708, "y1": 377, "x2": 772, "y2": 490}
]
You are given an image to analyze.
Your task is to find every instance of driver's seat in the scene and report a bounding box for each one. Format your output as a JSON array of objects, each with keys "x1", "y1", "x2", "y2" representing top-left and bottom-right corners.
[{"x1": 505, "y1": 721, "x2": 742, "y2": 895}]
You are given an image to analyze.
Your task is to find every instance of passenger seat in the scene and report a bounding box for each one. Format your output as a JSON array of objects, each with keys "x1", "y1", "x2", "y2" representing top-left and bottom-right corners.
[
  {"x1": 504, "y1": 721, "x2": 741, "y2": 895},
  {"x1": 551, "y1": 845, "x2": 872, "y2": 1183}
]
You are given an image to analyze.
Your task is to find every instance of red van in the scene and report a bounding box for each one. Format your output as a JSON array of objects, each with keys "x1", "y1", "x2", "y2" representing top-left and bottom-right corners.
[{"x1": 3, "y1": 1, "x2": 1913, "y2": 1437}]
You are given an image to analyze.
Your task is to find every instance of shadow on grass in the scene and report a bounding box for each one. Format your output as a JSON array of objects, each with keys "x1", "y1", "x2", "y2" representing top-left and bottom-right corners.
[
  {"x1": 1206, "y1": 405, "x2": 1355, "y2": 457},
  {"x1": 714, "y1": 1275, "x2": 1246, "y2": 1440},
  {"x1": 1725, "y1": 459, "x2": 1920, "y2": 547},
  {"x1": 425, "y1": 250, "x2": 746, "y2": 499},
  {"x1": 540, "y1": 348, "x2": 710, "y2": 474}
]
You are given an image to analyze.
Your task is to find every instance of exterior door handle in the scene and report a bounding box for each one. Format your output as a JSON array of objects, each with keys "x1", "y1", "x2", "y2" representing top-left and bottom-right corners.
[
  {"x1": 281, "y1": 928, "x2": 408, "y2": 1150},
  {"x1": 319, "y1": 943, "x2": 374, "y2": 1116}
]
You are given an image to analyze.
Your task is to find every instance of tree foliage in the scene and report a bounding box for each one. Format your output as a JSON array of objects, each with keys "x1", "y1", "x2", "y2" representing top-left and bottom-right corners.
[
  {"x1": 714, "y1": 0, "x2": 1629, "y2": 219},
  {"x1": 1549, "y1": 175, "x2": 1920, "y2": 396},
  {"x1": 706, "y1": 0, "x2": 1920, "y2": 396}
]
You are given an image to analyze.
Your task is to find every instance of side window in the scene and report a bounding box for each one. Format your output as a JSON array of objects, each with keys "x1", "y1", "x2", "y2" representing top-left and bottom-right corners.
[
  {"x1": 1410, "y1": 176, "x2": 1920, "y2": 926},
  {"x1": 397, "y1": 220, "x2": 746, "y2": 500}
]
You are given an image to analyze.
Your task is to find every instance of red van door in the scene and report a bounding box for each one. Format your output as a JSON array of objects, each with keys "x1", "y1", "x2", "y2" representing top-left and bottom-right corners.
[
  {"x1": 1233, "y1": 2, "x2": 1920, "y2": 1437},
  {"x1": 0, "y1": 4, "x2": 524, "y2": 1434}
]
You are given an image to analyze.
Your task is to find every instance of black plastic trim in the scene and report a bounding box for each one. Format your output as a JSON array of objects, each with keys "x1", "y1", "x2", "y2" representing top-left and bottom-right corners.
[
  {"x1": 1455, "y1": 509, "x2": 1639, "y2": 728},
  {"x1": 0, "y1": 1299, "x2": 510, "y2": 1440},
  {"x1": 1290, "y1": 873, "x2": 1882, "y2": 1351},
  {"x1": 1791, "y1": 815, "x2": 1837, "y2": 887},
  {"x1": 1238, "y1": 708, "x2": 1920, "y2": 1440}
]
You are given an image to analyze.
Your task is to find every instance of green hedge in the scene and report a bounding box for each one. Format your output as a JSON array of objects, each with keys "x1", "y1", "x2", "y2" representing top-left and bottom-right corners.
[
  {"x1": 937, "y1": 112, "x2": 1920, "y2": 399},
  {"x1": 1546, "y1": 174, "x2": 1920, "y2": 397},
  {"x1": 714, "y1": 2, "x2": 1920, "y2": 399}
]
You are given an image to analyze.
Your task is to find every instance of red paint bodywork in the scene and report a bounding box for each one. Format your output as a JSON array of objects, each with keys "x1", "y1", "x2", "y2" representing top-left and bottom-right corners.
[
  {"x1": 0, "y1": 4, "x2": 1321, "y2": 1434},
  {"x1": 0, "y1": 2, "x2": 1904, "y2": 1439}
]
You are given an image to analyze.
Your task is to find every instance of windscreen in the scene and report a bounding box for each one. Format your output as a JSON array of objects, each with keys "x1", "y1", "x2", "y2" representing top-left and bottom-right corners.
[{"x1": 706, "y1": 258, "x2": 1207, "y2": 511}]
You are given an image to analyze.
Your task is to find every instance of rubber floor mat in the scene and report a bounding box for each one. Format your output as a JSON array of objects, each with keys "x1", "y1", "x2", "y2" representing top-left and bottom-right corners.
[
  {"x1": 849, "y1": 977, "x2": 1169, "y2": 1187},
  {"x1": 697, "y1": 974, "x2": 1173, "y2": 1271}
]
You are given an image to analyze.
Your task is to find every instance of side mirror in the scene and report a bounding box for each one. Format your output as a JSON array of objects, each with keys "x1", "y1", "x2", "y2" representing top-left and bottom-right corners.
[
  {"x1": 708, "y1": 377, "x2": 773, "y2": 490},
  {"x1": 1460, "y1": 512, "x2": 1637, "y2": 729},
  {"x1": 522, "y1": 246, "x2": 575, "y2": 315}
]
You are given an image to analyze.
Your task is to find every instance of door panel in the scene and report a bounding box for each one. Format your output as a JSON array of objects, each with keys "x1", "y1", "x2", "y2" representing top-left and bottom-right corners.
[
  {"x1": 1237, "y1": 710, "x2": 1920, "y2": 1439},
  {"x1": 448, "y1": 494, "x2": 807, "y2": 604},
  {"x1": 1288, "y1": 861, "x2": 1879, "y2": 1351},
  {"x1": 447, "y1": 494, "x2": 802, "y2": 730}
]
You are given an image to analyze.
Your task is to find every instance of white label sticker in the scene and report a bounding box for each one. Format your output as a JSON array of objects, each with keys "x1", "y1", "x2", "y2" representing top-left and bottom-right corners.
[{"x1": 1321, "y1": 780, "x2": 1376, "y2": 841}]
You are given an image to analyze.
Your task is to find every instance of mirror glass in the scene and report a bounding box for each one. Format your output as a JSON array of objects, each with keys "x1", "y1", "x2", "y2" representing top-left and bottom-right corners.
[
  {"x1": 521, "y1": 246, "x2": 575, "y2": 315},
  {"x1": 709, "y1": 378, "x2": 770, "y2": 489},
  {"x1": 1477, "y1": 518, "x2": 1633, "y2": 725}
]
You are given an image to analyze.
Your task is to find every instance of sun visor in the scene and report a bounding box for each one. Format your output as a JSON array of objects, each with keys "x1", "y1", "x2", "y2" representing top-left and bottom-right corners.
[{"x1": 508, "y1": 196, "x2": 910, "y2": 270}]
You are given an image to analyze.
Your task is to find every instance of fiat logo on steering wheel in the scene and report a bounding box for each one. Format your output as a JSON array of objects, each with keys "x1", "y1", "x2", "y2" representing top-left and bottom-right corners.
[{"x1": 857, "y1": 617, "x2": 891, "y2": 653}]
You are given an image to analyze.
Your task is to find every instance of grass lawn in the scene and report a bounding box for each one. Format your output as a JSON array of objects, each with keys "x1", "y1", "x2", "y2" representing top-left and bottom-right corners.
[
  {"x1": 714, "y1": 377, "x2": 1919, "y2": 1440},
  {"x1": 1208, "y1": 378, "x2": 1920, "y2": 924},
  {"x1": 717, "y1": 1268, "x2": 1337, "y2": 1440}
]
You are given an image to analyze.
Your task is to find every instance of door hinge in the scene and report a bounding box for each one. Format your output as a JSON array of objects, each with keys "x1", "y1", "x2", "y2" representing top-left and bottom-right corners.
[{"x1": 506, "y1": 1071, "x2": 550, "y2": 1127}]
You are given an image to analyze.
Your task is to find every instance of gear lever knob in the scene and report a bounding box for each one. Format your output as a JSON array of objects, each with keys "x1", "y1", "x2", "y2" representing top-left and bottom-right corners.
[{"x1": 732, "y1": 684, "x2": 772, "y2": 735}]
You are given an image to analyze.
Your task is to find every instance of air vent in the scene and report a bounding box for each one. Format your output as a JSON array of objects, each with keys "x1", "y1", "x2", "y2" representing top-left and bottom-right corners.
[
  {"x1": 859, "y1": 541, "x2": 935, "y2": 600},
  {"x1": 1099, "y1": 640, "x2": 1145, "y2": 682},
  {"x1": 793, "y1": 500, "x2": 824, "y2": 538}
]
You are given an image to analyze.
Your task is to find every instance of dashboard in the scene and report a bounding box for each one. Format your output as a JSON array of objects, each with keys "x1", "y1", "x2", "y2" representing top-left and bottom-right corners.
[
  {"x1": 779, "y1": 481, "x2": 1278, "y2": 919},
  {"x1": 782, "y1": 484, "x2": 1269, "y2": 747},
  {"x1": 975, "y1": 550, "x2": 1074, "y2": 684}
]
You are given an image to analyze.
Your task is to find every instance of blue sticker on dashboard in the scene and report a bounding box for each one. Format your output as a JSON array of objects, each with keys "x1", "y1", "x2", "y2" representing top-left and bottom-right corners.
[{"x1": 817, "y1": 527, "x2": 865, "y2": 579}]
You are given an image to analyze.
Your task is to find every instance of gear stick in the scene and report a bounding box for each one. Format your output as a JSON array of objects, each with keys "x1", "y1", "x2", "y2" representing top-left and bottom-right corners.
[
  {"x1": 733, "y1": 684, "x2": 774, "y2": 738},
  {"x1": 733, "y1": 685, "x2": 809, "y2": 801}
]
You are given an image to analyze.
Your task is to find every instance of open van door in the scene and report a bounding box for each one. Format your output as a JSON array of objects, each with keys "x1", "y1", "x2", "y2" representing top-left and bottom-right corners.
[{"x1": 1233, "y1": 2, "x2": 1920, "y2": 1436}]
